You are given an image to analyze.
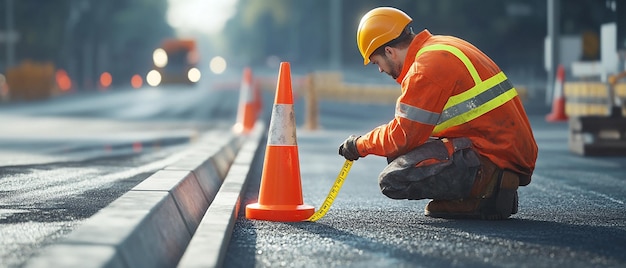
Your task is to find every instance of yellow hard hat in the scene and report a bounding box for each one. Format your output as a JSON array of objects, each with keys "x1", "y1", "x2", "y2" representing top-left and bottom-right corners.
[{"x1": 357, "y1": 7, "x2": 412, "y2": 65}]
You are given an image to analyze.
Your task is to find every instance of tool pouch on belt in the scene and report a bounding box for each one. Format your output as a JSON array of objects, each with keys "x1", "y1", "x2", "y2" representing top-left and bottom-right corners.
[{"x1": 378, "y1": 137, "x2": 481, "y2": 200}]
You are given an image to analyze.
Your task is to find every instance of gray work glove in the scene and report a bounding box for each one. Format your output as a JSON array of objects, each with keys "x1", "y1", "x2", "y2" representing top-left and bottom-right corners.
[{"x1": 338, "y1": 135, "x2": 361, "y2": 161}]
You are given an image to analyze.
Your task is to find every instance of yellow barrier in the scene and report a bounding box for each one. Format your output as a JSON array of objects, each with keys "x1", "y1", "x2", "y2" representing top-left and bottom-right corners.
[
  {"x1": 305, "y1": 72, "x2": 528, "y2": 104},
  {"x1": 302, "y1": 72, "x2": 398, "y2": 130},
  {"x1": 5, "y1": 60, "x2": 56, "y2": 101},
  {"x1": 564, "y1": 82, "x2": 626, "y2": 117},
  {"x1": 306, "y1": 72, "x2": 396, "y2": 104},
  {"x1": 258, "y1": 71, "x2": 529, "y2": 130},
  {"x1": 616, "y1": 83, "x2": 626, "y2": 97},
  {"x1": 309, "y1": 72, "x2": 400, "y2": 104},
  {"x1": 0, "y1": 73, "x2": 8, "y2": 102}
]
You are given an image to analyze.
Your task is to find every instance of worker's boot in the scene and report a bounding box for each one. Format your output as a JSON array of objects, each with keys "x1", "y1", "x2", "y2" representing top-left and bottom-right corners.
[{"x1": 424, "y1": 157, "x2": 519, "y2": 220}]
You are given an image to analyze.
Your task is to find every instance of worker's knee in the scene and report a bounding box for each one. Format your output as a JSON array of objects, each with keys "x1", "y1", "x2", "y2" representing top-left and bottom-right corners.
[{"x1": 378, "y1": 138, "x2": 480, "y2": 200}]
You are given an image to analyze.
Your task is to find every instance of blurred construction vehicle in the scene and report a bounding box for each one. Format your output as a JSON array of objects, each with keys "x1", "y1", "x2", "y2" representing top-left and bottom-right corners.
[
  {"x1": 5, "y1": 60, "x2": 56, "y2": 101},
  {"x1": 147, "y1": 38, "x2": 201, "y2": 87}
]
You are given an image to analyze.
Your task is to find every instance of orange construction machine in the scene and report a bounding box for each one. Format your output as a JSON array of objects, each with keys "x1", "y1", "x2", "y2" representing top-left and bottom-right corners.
[{"x1": 148, "y1": 39, "x2": 201, "y2": 86}]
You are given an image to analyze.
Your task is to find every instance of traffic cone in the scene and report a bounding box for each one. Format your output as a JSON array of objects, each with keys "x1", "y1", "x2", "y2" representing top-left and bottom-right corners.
[
  {"x1": 245, "y1": 62, "x2": 314, "y2": 222},
  {"x1": 233, "y1": 67, "x2": 257, "y2": 134},
  {"x1": 546, "y1": 64, "x2": 568, "y2": 122}
]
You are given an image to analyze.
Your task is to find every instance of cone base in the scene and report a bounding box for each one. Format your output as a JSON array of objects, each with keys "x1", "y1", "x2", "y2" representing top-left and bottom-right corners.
[
  {"x1": 245, "y1": 203, "x2": 315, "y2": 222},
  {"x1": 546, "y1": 97, "x2": 567, "y2": 122},
  {"x1": 232, "y1": 123, "x2": 249, "y2": 134},
  {"x1": 545, "y1": 113, "x2": 568, "y2": 122}
]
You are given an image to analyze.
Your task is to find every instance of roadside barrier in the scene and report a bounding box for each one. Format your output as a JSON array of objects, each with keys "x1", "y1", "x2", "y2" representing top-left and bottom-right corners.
[
  {"x1": 565, "y1": 71, "x2": 626, "y2": 156},
  {"x1": 178, "y1": 121, "x2": 265, "y2": 268},
  {"x1": 24, "y1": 130, "x2": 245, "y2": 268},
  {"x1": 564, "y1": 82, "x2": 626, "y2": 117},
  {"x1": 5, "y1": 60, "x2": 56, "y2": 101},
  {"x1": 264, "y1": 71, "x2": 527, "y2": 131},
  {"x1": 245, "y1": 62, "x2": 315, "y2": 222}
]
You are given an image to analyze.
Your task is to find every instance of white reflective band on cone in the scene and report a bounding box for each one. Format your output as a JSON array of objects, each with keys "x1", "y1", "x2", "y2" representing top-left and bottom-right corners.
[
  {"x1": 239, "y1": 83, "x2": 254, "y2": 103},
  {"x1": 239, "y1": 83, "x2": 253, "y2": 103},
  {"x1": 267, "y1": 104, "x2": 297, "y2": 146}
]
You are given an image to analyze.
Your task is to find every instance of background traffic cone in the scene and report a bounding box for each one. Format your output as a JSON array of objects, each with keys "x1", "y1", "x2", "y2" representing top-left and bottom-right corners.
[
  {"x1": 245, "y1": 62, "x2": 314, "y2": 222},
  {"x1": 546, "y1": 64, "x2": 568, "y2": 122},
  {"x1": 233, "y1": 67, "x2": 257, "y2": 134}
]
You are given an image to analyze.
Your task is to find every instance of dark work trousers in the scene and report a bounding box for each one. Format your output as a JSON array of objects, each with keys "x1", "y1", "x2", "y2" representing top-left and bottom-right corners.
[{"x1": 378, "y1": 137, "x2": 481, "y2": 200}]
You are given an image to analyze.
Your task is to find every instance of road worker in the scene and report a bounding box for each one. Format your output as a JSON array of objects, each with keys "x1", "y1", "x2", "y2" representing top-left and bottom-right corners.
[{"x1": 339, "y1": 7, "x2": 538, "y2": 220}]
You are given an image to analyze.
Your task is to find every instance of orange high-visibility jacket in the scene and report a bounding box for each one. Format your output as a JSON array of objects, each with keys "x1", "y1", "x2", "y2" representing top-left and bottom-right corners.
[{"x1": 356, "y1": 30, "x2": 538, "y2": 179}]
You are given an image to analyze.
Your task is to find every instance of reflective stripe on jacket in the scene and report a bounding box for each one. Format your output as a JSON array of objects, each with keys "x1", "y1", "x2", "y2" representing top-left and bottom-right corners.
[{"x1": 356, "y1": 30, "x2": 538, "y2": 177}]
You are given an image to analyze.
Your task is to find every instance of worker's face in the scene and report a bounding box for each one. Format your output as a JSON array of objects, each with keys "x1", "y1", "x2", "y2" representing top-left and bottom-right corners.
[{"x1": 370, "y1": 47, "x2": 402, "y2": 80}]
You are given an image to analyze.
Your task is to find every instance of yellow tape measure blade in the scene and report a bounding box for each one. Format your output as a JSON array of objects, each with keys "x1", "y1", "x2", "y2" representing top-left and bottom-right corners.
[{"x1": 306, "y1": 160, "x2": 353, "y2": 222}]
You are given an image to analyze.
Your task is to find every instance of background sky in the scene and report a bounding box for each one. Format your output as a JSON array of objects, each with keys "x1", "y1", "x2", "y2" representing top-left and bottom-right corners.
[{"x1": 166, "y1": 0, "x2": 239, "y2": 35}]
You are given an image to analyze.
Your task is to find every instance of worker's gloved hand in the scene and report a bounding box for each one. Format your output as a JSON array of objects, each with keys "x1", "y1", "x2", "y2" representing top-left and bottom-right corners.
[{"x1": 338, "y1": 135, "x2": 361, "y2": 161}]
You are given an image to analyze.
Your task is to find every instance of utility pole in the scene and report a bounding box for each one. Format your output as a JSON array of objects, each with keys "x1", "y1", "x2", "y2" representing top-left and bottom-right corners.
[
  {"x1": 5, "y1": 0, "x2": 15, "y2": 69},
  {"x1": 329, "y1": 0, "x2": 341, "y2": 70},
  {"x1": 618, "y1": 0, "x2": 625, "y2": 72},
  {"x1": 547, "y1": 0, "x2": 560, "y2": 105}
]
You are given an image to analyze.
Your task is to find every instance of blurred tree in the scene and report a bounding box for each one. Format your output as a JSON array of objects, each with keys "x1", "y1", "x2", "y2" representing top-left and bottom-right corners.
[
  {"x1": 64, "y1": 0, "x2": 174, "y2": 88},
  {"x1": 223, "y1": 0, "x2": 297, "y2": 67},
  {"x1": 2, "y1": 0, "x2": 173, "y2": 90},
  {"x1": 222, "y1": 0, "x2": 613, "y2": 77},
  {"x1": 341, "y1": 0, "x2": 549, "y2": 72},
  {"x1": 9, "y1": 1, "x2": 68, "y2": 63},
  {"x1": 3, "y1": 0, "x2": 613, "y2": 90},
  {"x1": 106, "y1": 0, "x2": 174, "y2": 85},
  {"x1": 225, "y1": 0, "x2": 342, "y2": 70},
  {"x1": 222, "y1": 0, "x2": 550, "y2": 72}
]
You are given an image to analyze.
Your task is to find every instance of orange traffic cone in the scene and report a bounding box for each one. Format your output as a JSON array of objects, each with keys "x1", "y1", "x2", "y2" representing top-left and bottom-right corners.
[
  {"x1": 245, "y1": 62, "x2": 314, "y2": 222},
  {"x1": 546, "y1": 64, "x2": 568, "y2": 122},
  {"x1": 233, "y1": 67, "x2": 257, "y2": 134}
]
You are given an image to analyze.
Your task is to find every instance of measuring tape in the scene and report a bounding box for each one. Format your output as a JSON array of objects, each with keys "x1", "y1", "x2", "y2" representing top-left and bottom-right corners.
[{"x1": 306, "y1": 160, "x2": 353, "y2": 222}]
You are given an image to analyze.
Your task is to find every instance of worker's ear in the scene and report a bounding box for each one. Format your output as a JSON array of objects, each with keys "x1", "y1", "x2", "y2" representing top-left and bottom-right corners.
[{"x1": 384, "y1": 46, "x2": 399, "y2": 60}]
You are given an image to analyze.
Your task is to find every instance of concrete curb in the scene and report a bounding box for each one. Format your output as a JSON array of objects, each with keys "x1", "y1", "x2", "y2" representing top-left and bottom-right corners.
[
  {"x1": 177, "y1": 121, "x2": 266, "y2": 268},
  {"x1": 24, "y1": 127, "x2": 255, "y2": 268}
]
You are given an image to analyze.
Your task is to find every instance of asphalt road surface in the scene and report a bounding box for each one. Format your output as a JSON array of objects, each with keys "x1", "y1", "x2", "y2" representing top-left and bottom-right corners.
[
  {"x1": 225, "y1": 100, "x2": 626, "y2": 268},
  {"x1": 0, "y1": 82, "x2": 240, "y2": 267},
  {"x1": 3, "y1": 78, "x2": 625, "y2": 268}
]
